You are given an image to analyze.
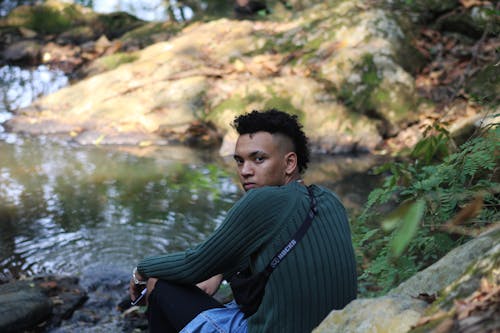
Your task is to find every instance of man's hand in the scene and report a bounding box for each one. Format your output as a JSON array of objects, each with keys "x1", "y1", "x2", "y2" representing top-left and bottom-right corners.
[
  {"x1": 129, "y1": 268, "x2": 158, "y2": 306},
  {"x1": 196, "y1": 274, "x2": 223, "y2": 296}
]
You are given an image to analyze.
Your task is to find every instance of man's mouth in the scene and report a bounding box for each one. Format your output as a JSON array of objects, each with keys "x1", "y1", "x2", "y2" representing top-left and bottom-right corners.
[{"x1": 243, "y1": 183, "x2": 256, "y2": 190}]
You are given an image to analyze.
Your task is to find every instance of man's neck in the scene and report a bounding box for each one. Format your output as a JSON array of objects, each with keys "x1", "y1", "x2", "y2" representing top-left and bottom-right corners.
[{"x1": 284, "y1": 174, "x2": 304, "y2": 186}]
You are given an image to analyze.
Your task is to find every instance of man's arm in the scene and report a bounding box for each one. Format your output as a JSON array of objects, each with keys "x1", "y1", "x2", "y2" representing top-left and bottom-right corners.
[
  {"x1": 136, "y1": 187, "x2": 288, "y2": 282},
  {"x1": 196, "y1": 274, "x2": 223, "y2": 296}
]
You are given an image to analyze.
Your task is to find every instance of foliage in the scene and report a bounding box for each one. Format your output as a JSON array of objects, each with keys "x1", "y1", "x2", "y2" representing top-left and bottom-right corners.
[
  {"x1": 354, "y1": 118, "x2": 500, "y2": 296},
  {"x1": 24, "y1": 6, "x2": 74, "y2": 34}
]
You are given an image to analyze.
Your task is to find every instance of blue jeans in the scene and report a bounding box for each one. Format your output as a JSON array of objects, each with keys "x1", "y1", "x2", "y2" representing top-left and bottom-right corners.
[{"x1": 180, "y1": 301, "x2": 247, "y2": 333}]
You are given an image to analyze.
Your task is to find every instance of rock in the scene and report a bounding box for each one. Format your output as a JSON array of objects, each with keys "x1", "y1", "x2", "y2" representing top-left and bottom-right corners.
[
  {"x1": 2, "y1": 40, "x2": 41, "y2": 63},
  {"x1": 313, "y1": 2, "x2": 423, "y2": 131},
  {"x1": 313, "y1": 295, "x2": 427, "y2": 333},
  {"x1": 118, "y1": 21, "x2": 182, "y2": 52},
  {"x1": 0, "y1": 280, "x2": 52, "y2": 333},
  {"x1": 466, "y1": 62, "x2": 500, "y2": 105},
  {"x1": 207, "y1": 75, "x2": 383, "y2": 154},
  {"x1": 3, "y1": 0, "x2": 492, "y2": 156},
  {"x1": 388, "y1": 227, "x2": 500, "y2": 298},
  {"x1": 94, "y1": 34, "x2": 112, "y2": 54},
  {"x1": 4, "y1": 0, "x2": 421, "y2": 154},
  {"x1": 57, "y1": 26, "x2": 96, "y2": 45},
  {"x1": 0, "y1": 275, "x2": 87, "y2": 332},
  {"x1": 437, "y1": 3, "x2": 500, "y2": 38},
  {"x1": 314, "y1": 226, "x2": 500, "y2": 333},
  {"x1": 18, "y1": 27, "x2": 37, "y2": 38},
  {"x1": 40, "y1": 42, "x2": 83, "y2": 72},
  {"x1": 389, "y1": 0, "x2": 460, "y2": 15}
]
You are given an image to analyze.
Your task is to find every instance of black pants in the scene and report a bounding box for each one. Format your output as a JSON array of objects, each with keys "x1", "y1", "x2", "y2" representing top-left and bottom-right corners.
[{"x1": 147, "y1": 280, "x2": 224, "y2": 333}]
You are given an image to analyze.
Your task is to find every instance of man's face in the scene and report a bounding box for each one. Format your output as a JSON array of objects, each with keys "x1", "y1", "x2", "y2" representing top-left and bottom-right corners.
[{"x1": 233, "y1": 131, "x2": 292, "y2": 191}]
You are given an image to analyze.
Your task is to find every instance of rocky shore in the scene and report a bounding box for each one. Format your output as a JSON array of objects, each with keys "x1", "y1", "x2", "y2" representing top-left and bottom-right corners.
[{"x1": 1, "y1": 227, "x2": 497, "y2": 332}]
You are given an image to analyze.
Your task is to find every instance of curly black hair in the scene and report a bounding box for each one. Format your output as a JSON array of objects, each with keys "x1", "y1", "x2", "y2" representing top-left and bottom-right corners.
[{"x1": 232, "y1": 109, "x2": 310, "y2": 173}]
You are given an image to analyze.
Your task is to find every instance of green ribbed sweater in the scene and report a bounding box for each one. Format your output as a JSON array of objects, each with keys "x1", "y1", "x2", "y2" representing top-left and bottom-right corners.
[{"x1": 137, "y1": 181, "x2": 357, "y2": 332}]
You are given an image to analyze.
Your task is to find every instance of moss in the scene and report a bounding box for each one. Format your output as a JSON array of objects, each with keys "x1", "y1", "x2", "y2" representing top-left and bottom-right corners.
[
  {"x1": 97, "y1": 52, "x2": 139, "y2": 71},
  {"x1": 95, "y1": 12, "x2": 145, "y2": 39},
  {"x1": 370, "y1": 85, "x2": 415, "y2": 123},
  {"x1": 337, "y1": 53, "x2": 381, "y2": 113},
  {"x1": 304, "y1": 37, "x2": 325, "y2": 52},
  {"x1": 5, "y1": 2, "x2": 88, "y2": 35},
  {"x1": 336, "y1": 53, "x2": 417, "y2": 125},
  {"x1": 263, "y1": 95, "x2": 303, "y2": 120},
  {"x1": 122, "y1": 22, "x2": 180, "y2": 40},
  {"x1": 119, "y1": 21, "x2": 183, "y2": 48},
  {"x1": 23, "y1": 6, "x2": 72, "y2": 34},
  {"x1": 245, "y1": 32, "x2": 302, "y2": 57},
  {"x1": 210, "y1": 95, "x2": 250, "y2": 119}
]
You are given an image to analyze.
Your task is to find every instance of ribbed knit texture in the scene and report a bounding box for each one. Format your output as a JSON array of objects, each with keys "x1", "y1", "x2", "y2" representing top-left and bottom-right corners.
[{"x1": 137, "y1": 181, "x2": 357, "y2": 333}]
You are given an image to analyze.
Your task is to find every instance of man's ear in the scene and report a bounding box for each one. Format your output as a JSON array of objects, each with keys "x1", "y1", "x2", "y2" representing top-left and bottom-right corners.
[{"x1": 284, "y1": 152, "x2": 298, "y2": 175}]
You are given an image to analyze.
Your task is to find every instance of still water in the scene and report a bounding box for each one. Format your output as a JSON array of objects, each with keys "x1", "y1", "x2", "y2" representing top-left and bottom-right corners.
[{"x1": 0, "y1": 138, "x2": 240, "y2": 281}]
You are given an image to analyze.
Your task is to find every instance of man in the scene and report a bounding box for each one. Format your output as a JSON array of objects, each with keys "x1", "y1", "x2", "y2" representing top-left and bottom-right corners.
[{"x1": 130, "y1": 109, "x2": 357, "y2": 332}]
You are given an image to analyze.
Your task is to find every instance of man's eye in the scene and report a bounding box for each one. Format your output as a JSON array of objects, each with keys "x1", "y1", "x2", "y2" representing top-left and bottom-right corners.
[{"x1": 255, "y1": 156, "x2": 265, "y2": 163}]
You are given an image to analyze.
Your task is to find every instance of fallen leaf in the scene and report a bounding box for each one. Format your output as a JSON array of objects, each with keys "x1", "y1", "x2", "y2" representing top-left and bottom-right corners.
[
  {"x1": 450, "y1": 195, "x2": 483, "y2": 225},
  {"x1": 459, "y1": 0, "x2": 488, "y2": 8}
]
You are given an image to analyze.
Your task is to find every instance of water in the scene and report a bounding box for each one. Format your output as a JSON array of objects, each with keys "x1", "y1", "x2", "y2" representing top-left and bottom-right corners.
[
  {"x1": 0, "y1": 138, "x2": 240, "y2": 281},
  {"x1": 92, "y1": 0, "x2": 193, "y2": 22},
  {"x1": 0, "y1": 65, "x2": 69, "y2": 134},
  {"x1": 0, "y1": 136, "x2": 380, "y2": 332}
]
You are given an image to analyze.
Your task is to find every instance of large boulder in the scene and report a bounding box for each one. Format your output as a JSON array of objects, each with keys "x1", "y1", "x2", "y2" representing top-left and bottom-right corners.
[
  {"x1": 5, "y1": 0, "x2": 429, "y2": 154},
  {"x1": 1, "y1": 0, "x2": 144, "y2": 38},
  {"x1": 0, "y1": 280, "x2": 52, "y2": 333},
  {"x1": 314, "y1": 226, "x2": 500, "y2": 333},
  {"x1": 0, "y1": 275, "x2": 87, "y2": 332}
]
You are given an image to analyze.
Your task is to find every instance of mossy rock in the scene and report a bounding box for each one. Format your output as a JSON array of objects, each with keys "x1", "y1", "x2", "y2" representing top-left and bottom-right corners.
[
  {"x1": 57, "y1": 25, "x2": 96, "y2": 44},
  {"x1": 2, "y1": 0, "x2": 145, "y2": 40},
  {"x1": 466, "y1": 62, "x2": 500, "y2": 105},
  {"x1": 335, "y1": 53, "x2": 417, "y2": 129},
  {"x1": 94, "y1": 12, "x2": 145, "y2": 39},
  {"x1": 386, "y1": 0, "x2": 459, "y2": 15},
  {"x1": 437, "y1": 4, "x2": 500, "y2": 38},
  {"x1": 207, "y1": 94, "x2": 257, "y2": 129},
  {"x1": 81, "y1": 52, "x2": 140, "y2": 77},
  {"x1": 119, "y1": 21, "x2": 183, "y2": 50},
  {"x1": 4, "y1": 0, "x2": 91, "y2": 35},
  {"x1": 315, "y1": 227, "x2": 500, "y2": 333},
  {"x1": 407, "y1": 229, "x2": 500, "y2": 333}
]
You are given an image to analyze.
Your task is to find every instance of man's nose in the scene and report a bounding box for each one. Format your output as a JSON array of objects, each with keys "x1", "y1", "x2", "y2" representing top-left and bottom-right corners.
[{"x1": 240, "y1": 162, "x2": 253, "y2": 176}]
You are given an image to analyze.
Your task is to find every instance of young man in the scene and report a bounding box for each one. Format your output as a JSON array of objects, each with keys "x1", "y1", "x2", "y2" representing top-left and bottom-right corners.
[{"x1": 130, "y1": 109, "x2": 357, "y2": 332}]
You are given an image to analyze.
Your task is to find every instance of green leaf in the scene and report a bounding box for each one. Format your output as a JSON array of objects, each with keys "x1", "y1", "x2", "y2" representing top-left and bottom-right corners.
[{"x1": 382, "y1": 199, "x2": 426, "y2": 257}]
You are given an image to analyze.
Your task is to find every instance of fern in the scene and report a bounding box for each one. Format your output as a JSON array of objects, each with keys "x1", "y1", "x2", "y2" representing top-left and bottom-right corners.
[{"x1": 354, "y1": 120, "x2": 499, "y2": 297}]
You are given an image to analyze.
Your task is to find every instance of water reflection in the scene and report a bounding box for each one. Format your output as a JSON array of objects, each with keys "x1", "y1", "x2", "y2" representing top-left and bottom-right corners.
[
  {"x1": 0, "y1": 138, "x2": 240, "y2": 281},
  {"x1": 0, "y1": 65, "x2": 68, "y2": 113},
  {"x1": 0, "y1": 0, "x2": 37, "y2": 17},
  {"x1": 0, "y1": 65, "x2": 69, "y2": 137},
  {"x1": 93, "y1": 0, "x2": 194, "y2": 22}
]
